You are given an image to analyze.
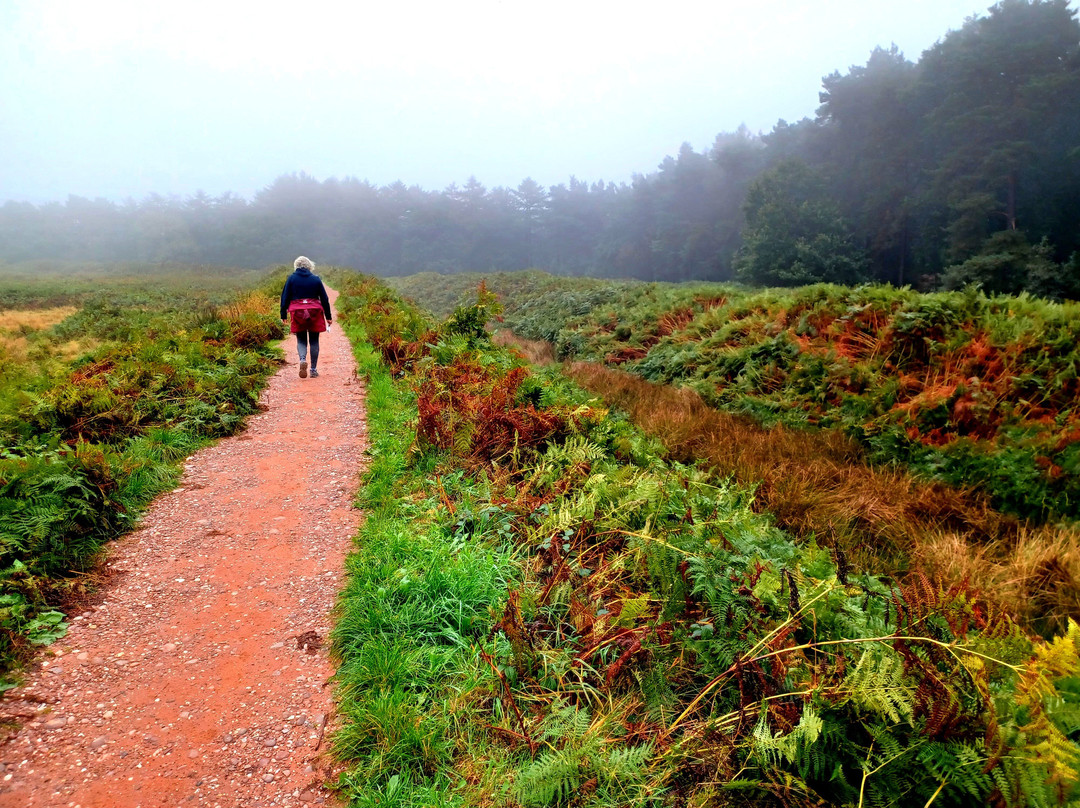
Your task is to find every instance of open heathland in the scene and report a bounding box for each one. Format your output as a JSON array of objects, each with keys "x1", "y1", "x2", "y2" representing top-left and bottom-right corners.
[
  {"x1": 388, "y1": 272, "x2": 1080, "y2": 524},
  {"x1": 0, "y1": 262, "x2": 286, "y2": 683},
  {"x1": 389, "y1": 271, "x2": 1080, "y2": 633},
  {"x1": 331, "y1": 273, "x2": 1080, "y2": 807}
]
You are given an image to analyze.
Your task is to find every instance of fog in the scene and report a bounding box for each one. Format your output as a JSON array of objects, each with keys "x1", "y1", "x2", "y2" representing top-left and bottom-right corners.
[{"x1": 0, "y1": 0, "x2": 1003, "y2": 203}]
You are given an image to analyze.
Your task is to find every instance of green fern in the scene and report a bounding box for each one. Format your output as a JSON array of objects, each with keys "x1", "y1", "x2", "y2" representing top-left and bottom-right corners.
[
  {"x1": 639, "y1": 662, "x2": 679, "y2": 723},
  {"x1": 552, "y1": 435, "x2": 607, "y2": 466},
  {"x1": 539, "y1": 701, "x2": 592, "y2": 742},
  {"x1": 990, "y1": 621, "x2": 1080, "y2": 806},
  {"x1": 750, "y1": 703, "x2": 824, "y2": 768},
  {"x1": 613, "y1": 596, "x2": 650, "y2": 628},
  {"x1": 516, "y1": 745, "x2": 585, "y2": 807},
  {"x1": 596, "y1": 743, "x2": 654, "y2": 803},
  {"x1": 516, "y1": 701, "x2": 596, "y2": 807},
  {"x1": 643, "y1": 539, "x2": 690, "y2": 620},
  {"x1": 842, "y1": 648, "x2": 916, "y2": 725},
  {"x1": 587, "y1": 466, "x2": 665, "y2": 520},
  {"x1": 915, "y1": 740, "x2": 992, "y2": 803},
  {"x1": 515, "y1": 700, "x2": 655, "y2": 807}
]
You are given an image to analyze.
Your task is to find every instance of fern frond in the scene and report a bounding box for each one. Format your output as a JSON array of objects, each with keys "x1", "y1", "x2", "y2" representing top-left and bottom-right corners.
[
  {"x1": 843, "y1": 648, "x2": 916, "y2": 725},
  {"x1": 516, "y1": 746, "x2": 583, "y2": 807},
  {"x1": 749, "y1": 703, "x2": 824, "y2": 769},
  {"x1": 916, "y1": 740, "x2": 993, "y2": 802},
  {"x1": 995, "y1": 619, "x2": 1080, "y2": 800},
  {"x1": 613, "y1": 596, "x2": 650, "y2": 628}
]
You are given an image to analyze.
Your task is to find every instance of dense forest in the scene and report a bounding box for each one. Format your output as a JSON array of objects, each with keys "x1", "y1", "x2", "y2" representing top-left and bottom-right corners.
[{"x1": 2, "y1": 0, "x2": 1079, "y2": 299}]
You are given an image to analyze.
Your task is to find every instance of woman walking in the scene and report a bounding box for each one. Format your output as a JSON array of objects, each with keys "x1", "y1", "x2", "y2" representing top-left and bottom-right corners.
[{"x1": 280, "y1": 256, "x2": 332, "y2": 378}]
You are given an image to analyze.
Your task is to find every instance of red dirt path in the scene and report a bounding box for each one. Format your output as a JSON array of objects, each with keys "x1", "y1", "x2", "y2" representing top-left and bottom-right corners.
[{"x1": 0, "y1": 291, "x2": 366, "y2": 807}]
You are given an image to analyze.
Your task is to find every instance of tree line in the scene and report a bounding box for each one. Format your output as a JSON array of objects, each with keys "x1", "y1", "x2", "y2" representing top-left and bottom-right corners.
[{"x1": 2, "y1": 0, "x2": 1078, "y2": 298}]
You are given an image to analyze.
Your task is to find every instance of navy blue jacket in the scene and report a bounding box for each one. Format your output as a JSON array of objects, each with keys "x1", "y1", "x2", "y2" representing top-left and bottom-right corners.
[{"x1": 280, "y1": 267, "x2": 331, "y2": 322}]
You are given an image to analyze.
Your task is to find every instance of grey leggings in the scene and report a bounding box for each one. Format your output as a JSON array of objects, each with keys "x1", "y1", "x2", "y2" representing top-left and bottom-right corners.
[{"x1": 296, "y1": 331, "x2": 320, "y2": 367}]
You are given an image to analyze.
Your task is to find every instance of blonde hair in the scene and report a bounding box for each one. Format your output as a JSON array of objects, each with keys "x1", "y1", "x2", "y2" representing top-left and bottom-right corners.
[{"x1": 294, "y1": 256, "x2": 314, "y2": 270}]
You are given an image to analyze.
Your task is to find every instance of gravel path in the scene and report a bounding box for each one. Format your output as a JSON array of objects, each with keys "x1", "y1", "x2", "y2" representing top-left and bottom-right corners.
[{"x1": 0, "y1": 291, "x2": 366, "y2": 807}]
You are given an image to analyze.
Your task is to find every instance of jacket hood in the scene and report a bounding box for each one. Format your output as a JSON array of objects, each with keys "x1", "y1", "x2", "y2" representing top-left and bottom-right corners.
[{"x1": 293, "y1": 266, "x2": 313, "y2": 277}]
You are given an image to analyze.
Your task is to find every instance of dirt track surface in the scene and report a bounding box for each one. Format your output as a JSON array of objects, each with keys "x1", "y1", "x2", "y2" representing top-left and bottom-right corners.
[{"x1": 0, "y1": 292, "x2": 365, "y2": 807}]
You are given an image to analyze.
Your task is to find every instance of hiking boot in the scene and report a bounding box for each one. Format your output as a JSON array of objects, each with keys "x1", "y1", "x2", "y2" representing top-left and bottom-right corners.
[
  {"x1": 299, "y1": 361, "x2": 308, "y2": 378},
  {"x1": 310, "y1": 368, "x2": 319, "y2": 378}
]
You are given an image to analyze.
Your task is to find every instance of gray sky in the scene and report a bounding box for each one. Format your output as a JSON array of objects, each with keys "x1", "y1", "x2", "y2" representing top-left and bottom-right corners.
[{"x1": 0, "y1": 0, "x2": 1039, "y2": 203}]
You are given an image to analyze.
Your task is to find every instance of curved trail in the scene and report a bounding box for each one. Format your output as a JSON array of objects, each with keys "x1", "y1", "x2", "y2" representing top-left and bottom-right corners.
[{"x1": 0, "y1": 291, "x2": 365, "y2": 807}]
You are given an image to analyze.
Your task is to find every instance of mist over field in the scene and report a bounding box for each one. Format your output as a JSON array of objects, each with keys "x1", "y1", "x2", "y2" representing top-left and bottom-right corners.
[
  {"x1": 3, "y1": 0, "x2": 1011, "y2": 201},
  {"x1": 2, "y1": 0, "x2": 1079, "y2": 300}
]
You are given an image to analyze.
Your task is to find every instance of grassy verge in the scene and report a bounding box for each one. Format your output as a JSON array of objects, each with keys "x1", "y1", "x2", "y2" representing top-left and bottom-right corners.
[
  {"x1": 333, "y1": 273, "x2": 1080, "y2": 808},
  {"x1": 0, "y1": 266, "x2": 287, "y2": 684},
  {"x1": 331, "y1": 276, "x2": 510, "y2": 806}
]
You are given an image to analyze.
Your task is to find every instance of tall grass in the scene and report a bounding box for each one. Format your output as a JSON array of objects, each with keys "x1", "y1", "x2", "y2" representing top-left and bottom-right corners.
[
  {"x1": 0, "y1": 306, "x2": 79, "y2": 331},
  {"x1": 0, "y1": 307, "x2": 82, "y2": 365},
  {"x1": 493, "y1": 330, "x2": 555, "y2": 364}
]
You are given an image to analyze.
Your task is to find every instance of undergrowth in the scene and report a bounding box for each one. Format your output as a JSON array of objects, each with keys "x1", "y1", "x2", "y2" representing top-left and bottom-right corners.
[
  {"x1": 387, "y1": 272, "x2": 1080, "y2": 525},
  {"x1": 0, "y1": 266, "x2": 285, "y2": 685},
  {"x1": 560, "y1": 361, "x2": 1080, "y2": 636},
  {"x1": 334, "y1": 273, "x2": 1080, "y2": 807}
]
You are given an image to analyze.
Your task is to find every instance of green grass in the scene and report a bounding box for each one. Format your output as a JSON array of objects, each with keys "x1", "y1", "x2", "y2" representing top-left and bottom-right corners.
[
  {"x1": 0, "y1": 260, "x2": 269, "y2": 310},
  {"x1": 330, "y1": 283, "x2": 517, "y2": 803}
]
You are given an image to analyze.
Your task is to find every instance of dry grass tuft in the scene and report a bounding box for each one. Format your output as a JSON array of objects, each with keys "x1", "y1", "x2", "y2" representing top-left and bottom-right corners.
[
  {"x1": 0, "y1": 334, "x2": 29, "y2": 363},
  {"x1": 0, "y1": 306, "x2": 79, "y2": 332},
  {"x1": 0, "y1": 306, "x2": 81, "y2": 363},
  {"x1": 565, "y1": 360, "x2": 1080, "y2": 634},
  {"x1": 53, "y1": 338, "x2": 100, "y2": 361},
  {"x1": 219, "y1": 291, "x2": 275, "y2": 320},
  {"x1": 493, "y1": 329, "x2": 555, "y2": 364}
]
